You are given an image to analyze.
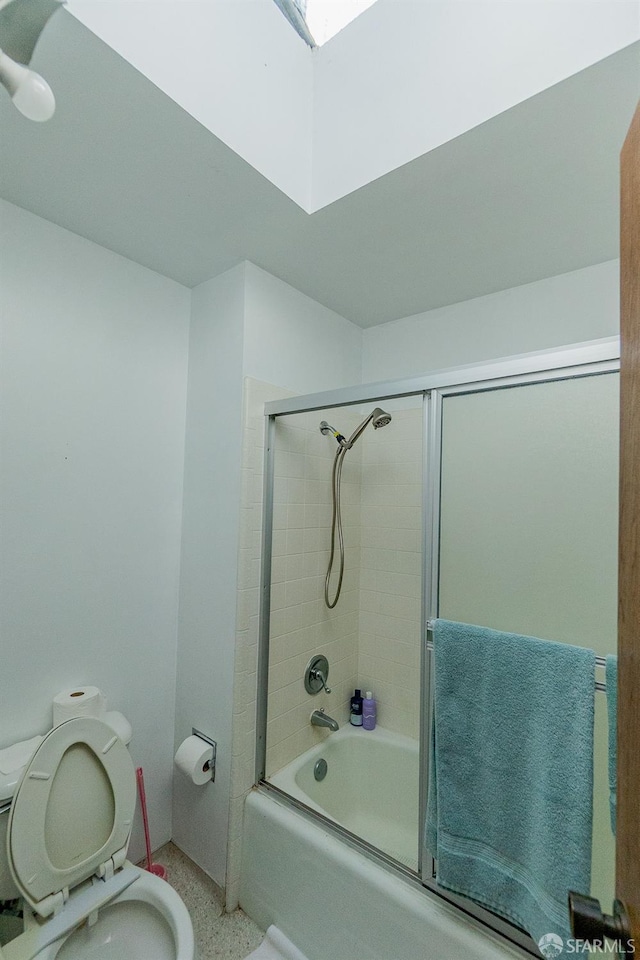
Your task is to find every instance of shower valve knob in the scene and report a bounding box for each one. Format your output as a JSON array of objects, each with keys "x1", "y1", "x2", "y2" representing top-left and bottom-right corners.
[{"x1": 304, "y1": 655, "x2": 331, "y2": 695}]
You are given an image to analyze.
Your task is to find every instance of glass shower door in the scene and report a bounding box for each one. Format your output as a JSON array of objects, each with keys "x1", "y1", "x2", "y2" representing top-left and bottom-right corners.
[
  {"x1": 432, "y1": 371, "x2": 619, "y2": 913},
  {"x1": 263, "y1": 394, "x2": 425, "y2": 872}
]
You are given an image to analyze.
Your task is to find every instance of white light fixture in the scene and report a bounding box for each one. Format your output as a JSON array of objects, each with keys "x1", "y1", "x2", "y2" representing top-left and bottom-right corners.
[
  {"x1": 0, "y1": 0, "x2": 64, "y2": 122},
  {"x1": 0, "y1": 46, "x2": 55, "y2": 120}
]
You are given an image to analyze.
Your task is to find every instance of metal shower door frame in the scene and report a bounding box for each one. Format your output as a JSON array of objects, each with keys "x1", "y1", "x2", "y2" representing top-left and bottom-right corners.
[
  {"x1": 254, "y1": 337, "x2": 620, "y2": 954},
  {"x1": 418, "y1": 351, "x2": 620, "y2": 908}
]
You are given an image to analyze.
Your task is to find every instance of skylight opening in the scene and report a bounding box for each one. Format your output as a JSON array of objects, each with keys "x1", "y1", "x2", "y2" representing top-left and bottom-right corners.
[{"x1": 305, "y1": 0, "x2": 378, "y2": 45}]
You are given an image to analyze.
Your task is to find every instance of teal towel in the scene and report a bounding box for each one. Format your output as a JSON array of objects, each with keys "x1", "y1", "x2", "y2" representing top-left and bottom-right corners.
[
  {"x1": 426, "y1": 619, "x2": 594, "y2": 946},
  {"x1": 606, "y1": 655, "x2": 617, "y2": 835}
]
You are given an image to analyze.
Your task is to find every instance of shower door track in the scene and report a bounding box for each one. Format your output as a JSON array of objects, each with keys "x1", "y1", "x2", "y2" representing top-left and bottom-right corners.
[{"x1": 255, "y1": 335, "x2": 620, "y2": 959}]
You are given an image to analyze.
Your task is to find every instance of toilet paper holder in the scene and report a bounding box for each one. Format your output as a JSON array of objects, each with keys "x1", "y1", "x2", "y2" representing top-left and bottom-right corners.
[{"x1": 192, "y1": 728, "x2": 217, "y2": 782}]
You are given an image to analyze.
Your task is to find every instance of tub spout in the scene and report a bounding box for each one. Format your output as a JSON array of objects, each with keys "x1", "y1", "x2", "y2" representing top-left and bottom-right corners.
[{"x1": 310, "y1": 709, "x2": 339, "y2": 732}]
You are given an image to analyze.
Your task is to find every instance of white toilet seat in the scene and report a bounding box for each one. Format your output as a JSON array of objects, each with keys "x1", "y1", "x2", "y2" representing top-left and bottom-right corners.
[
  {"x1": 7, "y1": 718, "x2": 136, "y2": 917},
  {"x1": 2, "y1": 718, "x2": 195, "y2": 960}
]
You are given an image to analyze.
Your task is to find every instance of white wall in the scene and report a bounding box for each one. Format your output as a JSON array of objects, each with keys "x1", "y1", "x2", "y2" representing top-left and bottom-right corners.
[
  {"x1": 0, "y1": 200, "x2": 190, "y2": 861},
  {"x1": 68, "y1": 0, "x2": 639, "y2": 213},
  {"x1": 362, "y1": 260, "x2": 619, "y2": 383},
  {"x1": 311, "y1": 0, "x2": 639, "y2": 208},
  {"x1": 243, "y1": 262, "x2": 362, "y2": 392},
  {"x1": 67, "y1": 0, "x2": 313, "y2": 210},
  {"x1": 173, "y1": 265, "x2": 246, "y2": 887}
]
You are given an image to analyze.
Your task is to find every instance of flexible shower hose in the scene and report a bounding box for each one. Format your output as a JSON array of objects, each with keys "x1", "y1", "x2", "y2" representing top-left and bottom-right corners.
[
  {"x1": 324, "y1": 444, "x2": 348, "y2": 608},
  {"x1": 322, "y1": 407, "x2": 390, "y2": 608}
]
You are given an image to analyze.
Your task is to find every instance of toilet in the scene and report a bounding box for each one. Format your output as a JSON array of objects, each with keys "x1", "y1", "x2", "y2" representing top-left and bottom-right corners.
[{"x1": 0, "y1": 717, "x2": 195, "y2": 960}]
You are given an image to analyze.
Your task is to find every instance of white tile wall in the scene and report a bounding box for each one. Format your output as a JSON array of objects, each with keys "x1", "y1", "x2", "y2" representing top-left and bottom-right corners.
[
  {"x1": 265, "y1": 408, "x2": 362, "y2": 777},
  {"x1": 357, "y1": 406, "x2": 423, "y2": 739}
]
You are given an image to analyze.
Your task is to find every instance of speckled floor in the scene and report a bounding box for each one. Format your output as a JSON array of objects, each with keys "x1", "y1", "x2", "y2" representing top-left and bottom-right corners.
[{"x1": 148, "y1": 842, "x2": 265, "y2": 960}]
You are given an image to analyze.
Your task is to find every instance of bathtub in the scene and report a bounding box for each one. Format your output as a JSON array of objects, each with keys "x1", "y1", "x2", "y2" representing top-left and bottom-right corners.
[
  {"x1": 240, "y1": 727, "x2": 524, "y2": 960},
  {"x1": 269, "y1": 725, "x2": 420, "y2": 870}
]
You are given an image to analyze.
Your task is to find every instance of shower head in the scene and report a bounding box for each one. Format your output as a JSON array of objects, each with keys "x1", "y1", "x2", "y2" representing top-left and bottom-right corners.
[
  {"x1": 321, "y1": 407, "x2": 392, "y2": 452},
  {"x1": 371, "y1": 407, "x2": 392, "y2": 429},
  {"x1": 344, "y1": 406, "x2": 392, "y2": 448}
]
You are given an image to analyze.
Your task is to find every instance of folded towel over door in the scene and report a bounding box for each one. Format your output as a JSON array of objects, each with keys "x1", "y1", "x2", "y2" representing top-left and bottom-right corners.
[{"x1": 426, "y1": 619, "x2": 595, "y2": 946}]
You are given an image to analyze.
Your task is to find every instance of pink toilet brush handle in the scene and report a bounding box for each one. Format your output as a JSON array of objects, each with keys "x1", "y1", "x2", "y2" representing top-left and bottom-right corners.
[{"x1": 136, "y1": 766, "x2": 153, "y2": 872}]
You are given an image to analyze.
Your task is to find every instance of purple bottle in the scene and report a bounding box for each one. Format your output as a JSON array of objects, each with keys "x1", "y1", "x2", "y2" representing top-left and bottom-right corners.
[{"x1": 362, "y1": 691, "x2": 376, "y2": 730}]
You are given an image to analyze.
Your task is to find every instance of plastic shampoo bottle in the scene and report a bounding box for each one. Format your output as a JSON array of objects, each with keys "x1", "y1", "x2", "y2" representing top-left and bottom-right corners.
[
  {"x1": 363, "y1": 691, "x2": 376, "y2": 730},
  {"x1": 350, "y1": 689, "x2": 363, "y2": 726}
]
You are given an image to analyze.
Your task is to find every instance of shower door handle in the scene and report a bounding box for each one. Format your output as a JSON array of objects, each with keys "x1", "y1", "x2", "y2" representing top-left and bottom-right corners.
[{"x1": 568, "y1": 892, "x2": 633, "y2": 955}]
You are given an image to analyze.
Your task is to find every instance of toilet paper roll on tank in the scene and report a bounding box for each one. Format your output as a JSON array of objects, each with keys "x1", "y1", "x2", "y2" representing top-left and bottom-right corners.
[
  {"x1": 52, "y1": 686, "x2": 132, "y2": 744},
  {"x1": 53, "y1": 686, "x2": 105, "y2": 724}
]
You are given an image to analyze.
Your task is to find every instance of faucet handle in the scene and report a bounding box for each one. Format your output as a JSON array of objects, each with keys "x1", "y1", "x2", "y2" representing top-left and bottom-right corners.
[
  {"x1": 310, "y1": 667, "x2": 331, "y2": 694},
  {"x1": 304, "y1": 654, "x2": 332, "y2": 695}
]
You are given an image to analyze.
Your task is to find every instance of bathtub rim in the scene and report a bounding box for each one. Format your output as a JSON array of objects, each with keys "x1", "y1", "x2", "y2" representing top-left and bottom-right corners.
[{"x1": 254, "y1": 781, "x2": 540, "y2": 960}]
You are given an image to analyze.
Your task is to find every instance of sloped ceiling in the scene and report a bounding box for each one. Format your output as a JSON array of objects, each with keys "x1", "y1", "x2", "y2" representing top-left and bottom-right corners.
[{"x1": 0, "y1": 10, "x2": 638, "y2": 327}]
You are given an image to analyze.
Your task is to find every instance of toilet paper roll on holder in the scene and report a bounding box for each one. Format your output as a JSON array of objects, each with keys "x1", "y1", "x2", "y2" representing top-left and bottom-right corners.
[{"x1": 191, "y1": 728, "x2": 217, "y2": 782}]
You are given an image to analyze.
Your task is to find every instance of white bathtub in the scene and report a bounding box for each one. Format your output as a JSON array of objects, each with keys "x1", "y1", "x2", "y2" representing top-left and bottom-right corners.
[
  {"x1": 240, "y1": 790, "x2": 523, "y2": 960},
  {"x1": 241, "y1": 725, "x2": 523, "y2": 960},
  {"x1": 269, "y1": 725, "x2": 419, "y2": 870}
]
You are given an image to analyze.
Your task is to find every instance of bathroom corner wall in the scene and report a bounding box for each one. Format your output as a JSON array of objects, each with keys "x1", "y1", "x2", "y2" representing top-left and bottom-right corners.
[{"x1": 242, "y1": 263, "x2": 363, "y2": 395}]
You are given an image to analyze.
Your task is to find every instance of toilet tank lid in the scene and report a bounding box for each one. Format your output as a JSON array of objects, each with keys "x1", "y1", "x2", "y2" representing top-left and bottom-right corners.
[{"x1": 0, "y1": 737, "x2": 44, "y2": 803}]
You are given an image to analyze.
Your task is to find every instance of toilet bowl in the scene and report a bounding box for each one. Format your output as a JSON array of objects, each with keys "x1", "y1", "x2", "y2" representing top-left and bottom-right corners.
[
  {"x1": 2, "y1": 866, "x2": 194, "y2": 960},
  {"x1": 0, "y1": 717, "x2": 195, "y2": 960},
  {"x1": 2, "y1": 865, "x2": 194, "y2": 960}
]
